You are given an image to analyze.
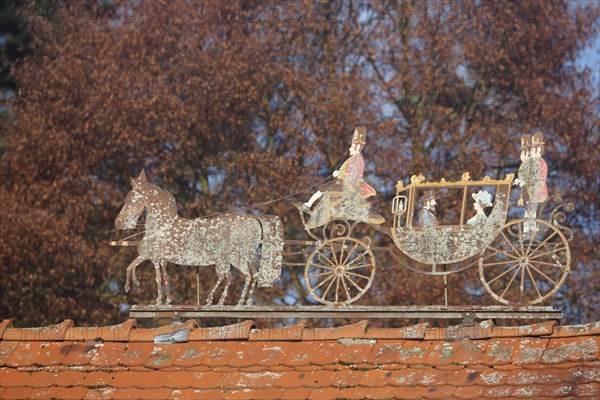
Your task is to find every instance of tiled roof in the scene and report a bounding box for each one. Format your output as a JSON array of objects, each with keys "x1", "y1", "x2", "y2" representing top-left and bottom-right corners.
[{"x1": 0, "y1": 318, "x2": 599, "y2": 399}]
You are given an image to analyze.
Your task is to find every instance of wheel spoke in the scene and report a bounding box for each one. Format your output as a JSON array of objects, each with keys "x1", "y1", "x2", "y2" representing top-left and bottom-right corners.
[
  {"x1": 487, "y1": 263, "x2": 519, "y2": 285},
  {"x1": 346, "y1": 263, "x2": 373, "y2": 271},
  {"x1": 500, "y1": 230, "x2": 521, "y2": 257},
  {"x1": 529, "y1": 247, "x2": 567, "y2": 261},
  {"x1": 310, "y1": 263, "x2": 336, "y2": 271},
  {"x1": 330, "y1": 243, "x2": 339, "y2": 265},
  {"x1": 501, "y1": 266, "x2": 521, "y2": 298},
  {"x1": 341, "y1": 275, "x2": 352, "y2": 301},
  {"x1": 347, "y1": 250, "x2": 369, "y2": 267},
  {"x1": 311, "y1": 274, "x2": 335, "y2": 291},
  {"x1": 526, "y1": 231, "x2": 557, "y2": 258},
  {"x1": 338, "y1": 240, "x2": 346, "y2": 269},
  {"x1": 516, "y1": 221, "x2": 524, "y2": 255},
  {"x1": 346, "y1": 275, "x2": 365, "y2": 291},
  {"x1": 520, "y1": 263, "x2": 525, "y2": 293},
  {"x1": 308, "y1": 271, "x2": 334, "y2": 279},
  {"x1": 343, "y1": 240, "x2": 359, "y2": 265},
  {"x1": 320, "y1": 275, "x2": 337, "y2": 299},
  {"x1": 528, "y1": 263, "x2": 558, "y2": 286},
  {"x1": 334, "y1": 276, "x2": 340, "y2": 303},
  {"x1": 526, "y1": 266, "x2": 543, "y2": 299},
  {"x1": 346, "y1": 271, "x2": 371, "y2": 280},
  {"x1": 529, "y1": 259, "x2": 563, "y2": 268},
  {"x1": 319, "y1": 252, "x2": 337, "y2": 268},
  {"x1": 485, "y1": 245, "x2": 519, "y2": 260}
]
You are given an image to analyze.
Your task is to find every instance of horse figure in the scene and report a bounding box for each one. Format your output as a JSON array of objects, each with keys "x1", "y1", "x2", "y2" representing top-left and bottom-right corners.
[{"x1": 114, "y1": 170, "x2": 283, "y2": 305}]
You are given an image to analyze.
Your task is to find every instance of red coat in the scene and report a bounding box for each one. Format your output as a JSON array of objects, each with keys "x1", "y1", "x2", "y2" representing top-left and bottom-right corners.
[{"x1": 338, "y1": 154, "x2": 376, "y2": 198}]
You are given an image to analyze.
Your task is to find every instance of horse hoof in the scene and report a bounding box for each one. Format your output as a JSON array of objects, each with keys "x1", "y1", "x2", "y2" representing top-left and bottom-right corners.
[
  {"x1": 165, "y1": 299, "x2": 172, "y2": 306},
  {"x1": 124, "y1": 284, "x2": 131, "y2": 293},
  {"x1": 246, "y1": 300, "x2": 254, "y2": 306}
]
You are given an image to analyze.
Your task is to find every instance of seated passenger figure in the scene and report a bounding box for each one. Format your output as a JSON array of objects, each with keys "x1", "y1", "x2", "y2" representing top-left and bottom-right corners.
[
  {"x1": 417, "y1": 191, "x2": 438, "y2": 227},
  {"x1": 467, "y1": 190, "x2": 493, "y2": 225}
]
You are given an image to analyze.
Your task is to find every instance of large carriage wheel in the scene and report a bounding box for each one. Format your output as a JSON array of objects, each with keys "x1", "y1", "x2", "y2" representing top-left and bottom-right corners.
[
  {"x1": 305, "y1": 237, "x2": 375, "y2": 305},
  {"x1": 479, "y1": 218, "x2": 570, "y2": 305}
]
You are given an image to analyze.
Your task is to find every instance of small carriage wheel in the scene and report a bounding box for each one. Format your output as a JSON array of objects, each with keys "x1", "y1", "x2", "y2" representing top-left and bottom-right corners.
[
  {"x1": 305, "y1": 237, "x2": 376, "y2": 305},
  {"x1": 479, "y1": 218, "x2": 570, "y2": 305}
]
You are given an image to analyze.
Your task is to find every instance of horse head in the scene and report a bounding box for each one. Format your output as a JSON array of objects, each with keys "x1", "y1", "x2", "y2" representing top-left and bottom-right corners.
[
  {"x1": 115, "y1": 170, "x2": 178, "y2": 230},
  {"x1": 115, "y1": 170, "x2": 148, "y2": 230}
]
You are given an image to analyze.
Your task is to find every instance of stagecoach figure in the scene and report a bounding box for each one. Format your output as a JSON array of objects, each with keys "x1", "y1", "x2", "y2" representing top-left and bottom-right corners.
[
  {"x1": 299, "y1": 127, "x2": 383, "y2": 228},
  {"x1": 516, "y1": 131, "x2": 548, "y2": 234},
  {"x1": 417, "y1": 191, "x2": 438, "y2": 227}
]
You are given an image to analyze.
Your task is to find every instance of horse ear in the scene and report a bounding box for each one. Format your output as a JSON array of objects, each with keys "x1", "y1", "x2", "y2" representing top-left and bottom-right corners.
[{"x1": 138, "y1": 169, "x2": 147, "y2": 182}]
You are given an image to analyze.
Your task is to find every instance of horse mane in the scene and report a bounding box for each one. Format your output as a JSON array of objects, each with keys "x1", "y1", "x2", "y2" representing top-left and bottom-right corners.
[{"x1": 142, "y1": 182, "x2": 179, "y2": 217}]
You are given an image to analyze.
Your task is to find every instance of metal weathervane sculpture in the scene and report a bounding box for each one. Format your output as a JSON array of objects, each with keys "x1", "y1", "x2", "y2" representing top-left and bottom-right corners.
[{"x1": 112, "y1": 128, "x2": 573, "y2": 311}]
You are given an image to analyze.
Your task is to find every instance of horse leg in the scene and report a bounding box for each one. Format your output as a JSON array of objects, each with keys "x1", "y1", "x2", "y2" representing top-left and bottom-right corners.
[
  {"x1": 124, "y1": 256, "x2": 145, "y2": 293},
  {"x1": 153, "y1": 261, "x2": 163, "y2": 305},
  {"x1": 218, "y1": 268, "x2": 233, "y2": 306},
  {"x1": 236, "y1": 260, "x2": 252, "y2": 306},
  {"x1": 206, "y1": 270, "x2": 224, "y2": 306},
  {"x1": 160, "y1": 261, "x2": 172, "y2": 305},
  {"x1": 246, "y1": 263, "x2": 258, "y2": 306}
]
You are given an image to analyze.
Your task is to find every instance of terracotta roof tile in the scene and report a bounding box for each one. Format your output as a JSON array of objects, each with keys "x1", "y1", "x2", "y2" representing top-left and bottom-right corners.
[
  {"x1": 249, "y1": 322, "x2": 306, "y2": 341},
  {"x1": 118, "y1": 342, "x2": 153, "y2": 367},
  {"x1": 279, "y1": 387, "x2": 313, "y2": 399},
  {"x1": 396, "y1": 339, "x2": 429, "y2": 364},
  {"x1": 191, "y1": 371, "x2": 224, "y2": 389},
  {"x1": 110, "y1": 371, "x2": 143, "y2": 388},
  {"x1": 27, "y1": 370, "x2": 57, "y2": 387},
  {"x1": 56, "y1": 386, "x2": 89, "y2": 399},
  {"x1": 366, "y1": 322, "x2": 429, "y2": 339},
  {"x1": 28, "y1": 386, "x2": 62, "y2": 399},
  {"x1": 136, "y1": 370, "x2": 169, "y2": 389},
  {"x1": 542, "y1": 336, "x2": 599, "y2": 364},
  {"x1": 83, "y1": 387, "x2": 115, "y2": 399},
  {"x1": 253, "y1": 341, "x2": 293, "y2": 366},
  {"x1": 0, "y1": 320, "x2": 10, "y2": 340},
  {"x1": 1, "y1": 319, "x2": 599, "y2": 398},
  {"x1": 62, "y1": 342, "x2": 100, "y2": 366},
  {"x1": 65, "y1": 319, "x2": 135, "y2": 342},
  {"x1": 482, "y1": 338, "x2": 518, "y2": 365},
  {"x1": 511, "y1": 337, "x2": 549, "y2": 364},
  {"x1": 164, "y1": 371, "x2": 197, "y2": 389},
  {"x1": 0, "y1": 341, "x2": 19, "y2": 366},
  {"x1": 145, "y1": 344, "x2": 180, "y2": 369},
  {"x1": 302, "y1": 320, "x2": 368, "y2": 340},
  {"x1": 187, "y1": 320, "x2": 256, "y2": 341},
  {"x1": 89, "y1": 342, "x2": 127, "y2": 368},
  {"x1": 0, "y1": 368, "x2": 30, "y2": 387},
  {"x1": 1, "y1": 386, "x2": 32, "y2": 399},
  {"x1": 452, "y1": 340, "x2": 488, "y2": 365},
  {"x1": 2, "y1": 320, "x2": 74, "y2": 341},
  {"x1": 172, "y1": 342, "x2": 211, "y2": 367}
]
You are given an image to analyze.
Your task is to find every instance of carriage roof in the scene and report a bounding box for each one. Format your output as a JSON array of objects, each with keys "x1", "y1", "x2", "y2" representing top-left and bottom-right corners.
[
  {"x1": 394, "y1": 173, "x2": 515, "y2": 228},
  {"x1": 395, "y1": 173, "x2": 515, "y2": 193}
]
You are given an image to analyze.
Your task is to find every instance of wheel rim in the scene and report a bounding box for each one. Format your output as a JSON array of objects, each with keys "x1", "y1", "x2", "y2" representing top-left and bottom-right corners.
[
  {"x1": 479, "y1": 218, "x2": 570, "y2": 305},
  {"x1": 305, "y1": 237, "x2": 375, "y2": 305}
]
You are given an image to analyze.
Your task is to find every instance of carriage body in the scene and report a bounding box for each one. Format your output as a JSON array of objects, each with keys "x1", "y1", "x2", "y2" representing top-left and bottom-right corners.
[{"x1": 390, "y1": 174, "x2": 513, "y2": 265}]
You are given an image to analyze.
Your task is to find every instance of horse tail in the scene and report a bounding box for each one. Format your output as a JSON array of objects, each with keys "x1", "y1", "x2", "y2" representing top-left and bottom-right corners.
[{"x1": 255, "y1": 215, "x2": 284, "y2": 287}]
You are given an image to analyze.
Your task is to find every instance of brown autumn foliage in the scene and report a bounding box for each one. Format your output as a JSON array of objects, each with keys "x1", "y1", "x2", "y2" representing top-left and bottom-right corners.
[{"x1": 1, "y1": 0, "x2": 598, "y2": 326}]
